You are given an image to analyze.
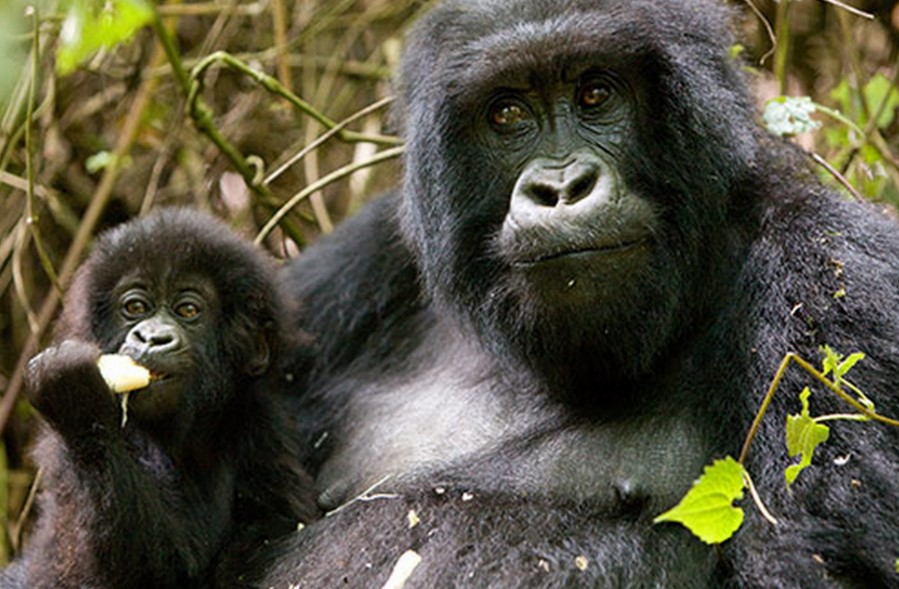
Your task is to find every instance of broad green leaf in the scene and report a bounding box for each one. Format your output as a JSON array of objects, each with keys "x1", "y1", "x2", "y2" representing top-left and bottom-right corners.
[
  {"x1": 861, "y1": 143, "x2": 882, "y2": 165},
  {"x1": 0, "y1": 1, "x2": 27, "y2": 107},
  {"x1": 57, "y1": 0, "x2": 154, "y2": 76},
  {"x1": 829, "y1": 74, "x2": 899, "y2": 129},
  {"x1": 785, "y1": 388, "x2": 830, "y2": 486},
  {"x1": 823, "y1": 125, "x2": 849, "y2": 152},
  {"x1": 653, "y1": 457, "x2": 745, "y2": 545},
  {"x1": 763, "y1": 96, "x2": 821, "y2": 137},
  {"x1": 830, "y1": 79, "x2": 851, "y2": 113}
]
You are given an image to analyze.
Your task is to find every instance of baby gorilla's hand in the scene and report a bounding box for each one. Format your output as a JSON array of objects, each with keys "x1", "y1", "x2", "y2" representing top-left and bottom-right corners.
[{"x1": 25, "y1": 340, "x2": 119, "y2": 435}]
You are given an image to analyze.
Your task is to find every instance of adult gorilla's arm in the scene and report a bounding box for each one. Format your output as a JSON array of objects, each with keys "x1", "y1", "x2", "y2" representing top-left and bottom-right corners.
[{"x1": 282, "y1": 193, "x2": 427, "y2": 469}]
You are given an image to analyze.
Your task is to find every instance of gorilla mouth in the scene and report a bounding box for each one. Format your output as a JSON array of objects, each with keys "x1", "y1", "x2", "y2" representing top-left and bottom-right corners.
[
  {"x1": 511, "y1": 239, "x2": 649, "y2": 266},
  {"x1": 149, "y1": 370, "x2": 169, "y2": 382}
]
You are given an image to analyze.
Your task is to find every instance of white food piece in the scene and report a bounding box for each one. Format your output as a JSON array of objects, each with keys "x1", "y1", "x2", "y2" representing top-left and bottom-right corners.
[
  {"x1": 379, "y1": 550, "x2": 422, "y2": 589},
  {"x1": 97, "y1": 354, "x2": 151, "y2": 393}
]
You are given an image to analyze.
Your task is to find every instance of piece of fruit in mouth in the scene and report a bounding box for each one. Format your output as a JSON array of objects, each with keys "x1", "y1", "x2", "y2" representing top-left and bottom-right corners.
[{"x1": 96, "y1": 354, "x2": 152, "y2": 393}]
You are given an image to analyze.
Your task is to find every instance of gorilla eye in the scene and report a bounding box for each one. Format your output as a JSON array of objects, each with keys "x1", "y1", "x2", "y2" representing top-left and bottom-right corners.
[
  {"x1": 489, "y1": 101, "x2": 529, "y2": 129},
  {"x1": 578, "y1": 81, "x2": 612, "y2": 109},
  {"x1": 123, "y1": 299, "x2": 148, "y2": 317},
  {"x1": 175, "y1": 302, "x2": 201, "y2": 320}
]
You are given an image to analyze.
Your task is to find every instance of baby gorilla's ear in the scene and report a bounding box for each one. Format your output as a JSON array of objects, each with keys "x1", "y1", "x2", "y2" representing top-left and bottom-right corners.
[{"x1": 244, "y1": 330, "x2": 272, "y2": 377}]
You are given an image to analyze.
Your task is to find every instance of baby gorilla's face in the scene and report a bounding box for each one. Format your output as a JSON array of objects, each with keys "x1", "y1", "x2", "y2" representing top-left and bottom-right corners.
[{"x1": 107, "y1": 272, "x2": 221, "y2": 422}]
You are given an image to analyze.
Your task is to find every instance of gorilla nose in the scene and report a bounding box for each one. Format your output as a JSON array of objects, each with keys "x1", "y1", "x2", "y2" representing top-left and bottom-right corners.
[
  {"x1": 128, "y1": 321, "x2": 181, "y2": 354},
  {"x1": 517, "y1": 157, "x2": 600, "y2": 207}
]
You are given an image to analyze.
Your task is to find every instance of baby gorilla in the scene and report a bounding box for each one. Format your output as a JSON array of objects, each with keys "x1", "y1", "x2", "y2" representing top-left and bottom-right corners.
[{"x1": 2, "y1": 209, "x2": 317, "y2": 588}]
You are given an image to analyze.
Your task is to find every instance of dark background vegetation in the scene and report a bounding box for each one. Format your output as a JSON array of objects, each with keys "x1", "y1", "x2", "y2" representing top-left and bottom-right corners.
[{"x1": 0, "y1": 0, "x2": 897, "y2": 564}]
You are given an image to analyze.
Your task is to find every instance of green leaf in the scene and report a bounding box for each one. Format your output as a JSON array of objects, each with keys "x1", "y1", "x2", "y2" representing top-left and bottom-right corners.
[
  {"x1": 653, "y1": 457, "x2": 746, "y2": 545},
  {"x1": 828, "y1": 74, "x2": 899, "y2": 129},
  {"x1": 820, "y1": 345, "x2": 840, "y2": 378},
  {"x1": 57, "y1": 0, "x2": 154, "y2": 76},
  {"x1": 85, "y1": 151, "x2": 115, "y2": 174},
  {"x1": 0, "y1": 1, "x2": 28, "y2": 108},
  {"x1": 819, "y1": 345, "x2": 865, "y2": 384},
  {"x1": 862, "y1": 74, "x2": 899, "y2": 130},
  {"x1": 785, "y1": 388, "x2": 830, "y2": 486},
  {"x1": 763, "y1": 96, "x2": 821, "y2": 137},
  {"x1": 836, "y1": 352, "x2": 865, "y2": 382},
  {"x1": 830, "y1": 79, "x2": 851, "y2": 112}
]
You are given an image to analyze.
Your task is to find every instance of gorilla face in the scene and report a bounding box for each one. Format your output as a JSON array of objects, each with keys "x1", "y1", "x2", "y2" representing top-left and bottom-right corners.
[
  {"x1": 475, "y1": 69, "x2": 674, "y2": 376},
  {"x1": 397, "y1": 1, "x2": 757, "y2": 386},
  {"x1": 486, "y1": 71, "x2": 659, "y2": 312},
  {"x1": 64, "y1": 210, "x2": 277, "y2": 425},
  {"x1": 107, "y1": 273, "x2": 223, "y2": 420}
]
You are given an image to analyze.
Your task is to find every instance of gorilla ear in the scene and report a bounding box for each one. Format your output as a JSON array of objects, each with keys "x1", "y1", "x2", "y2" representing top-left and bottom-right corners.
[{"x1": 244, "y1": 332, "x2": 271, "y2": 376}]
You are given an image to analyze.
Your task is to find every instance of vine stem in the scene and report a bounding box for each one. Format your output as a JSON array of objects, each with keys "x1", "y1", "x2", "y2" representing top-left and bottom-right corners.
[
  {"x1": 738, "y1": 352, "x2": 899, "y2": 465},
  {"x1": 741, "y1": 469, "x2": 778, "y2": 526}
]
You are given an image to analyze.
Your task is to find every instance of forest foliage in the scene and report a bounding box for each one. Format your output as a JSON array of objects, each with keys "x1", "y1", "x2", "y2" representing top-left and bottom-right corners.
[{"x1": 0, "y1": 0, "x2": 897, "y2": 565}]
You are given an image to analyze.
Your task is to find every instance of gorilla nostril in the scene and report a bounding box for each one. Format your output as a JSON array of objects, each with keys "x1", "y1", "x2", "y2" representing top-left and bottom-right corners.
[
  {"x1": 149, "y1": 333, "x2": 175, "y2": 347},
  {"x1": 528, "y1": 183, "x2": 561, "y2": 207},
  {"x1": 566, "y1": 171, "x2": 598, "y2": 204}
]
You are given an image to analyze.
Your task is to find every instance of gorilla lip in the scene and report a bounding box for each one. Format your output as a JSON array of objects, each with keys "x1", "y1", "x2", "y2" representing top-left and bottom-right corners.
[{"x1": 511, "y1": 239, "x2": 648, "y2": 266}]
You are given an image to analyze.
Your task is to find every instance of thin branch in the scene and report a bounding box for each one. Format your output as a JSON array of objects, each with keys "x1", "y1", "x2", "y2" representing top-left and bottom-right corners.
[
  {"x1": 743, "y1": 0, "x2": 776, "y2": 66},
  {"x1": 809, "y1": 152, "x2": 862, "y2": 200},
  {"x1": 789, "y1": 354, "x2": 899, "y2": 427},
  {"x1": 0, "y1": 33, "x2": 168, "y2": 435},
  {"x1": 264, "y1": 96, "x2": 396, "y2": 186},
  {"x1": 23, "y1": 6, "x2": 60, "y2": 294},
  {"x1": 818, "y1": 0, "x2": 873, "y2": 19},
  {"x1": 325, "y1": 475, "x2": 396, "y2": 518},
  {"x1": 742, "y1": 470, "x2": 778, "y2": 526},
  {"x1": 738, "y1": 354, "x2": 791, "y2": 465},
  {"x1": 738, "y1": 352, "x2": 899, "y2": 466},
  {"x1": 271, "y1": 0, "x2": 293, "y2": 92},
  {"x1": 255, "y1": 145, "x2": 404, "y2": 244},
  {"x1": 189, "y1": 51, "x2": 401, "y2": 147}
]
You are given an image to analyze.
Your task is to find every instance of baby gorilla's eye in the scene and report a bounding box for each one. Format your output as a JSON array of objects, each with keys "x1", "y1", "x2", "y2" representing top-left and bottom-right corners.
[
  {"x1": 122, "y1": 298, "x2": 149, "y2": 318},
  {"x1": 175, "y1": 302, "x2": 201, "y2": 320}
]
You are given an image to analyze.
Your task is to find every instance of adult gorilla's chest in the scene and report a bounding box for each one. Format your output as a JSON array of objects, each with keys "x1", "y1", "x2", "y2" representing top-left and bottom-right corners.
[{"x1": 314, "y1": 326, "x2": 711, "y2": 518}]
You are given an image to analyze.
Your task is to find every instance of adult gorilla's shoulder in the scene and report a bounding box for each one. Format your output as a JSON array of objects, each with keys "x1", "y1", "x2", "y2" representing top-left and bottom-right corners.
[
  {"x1": 265, "y1": 0, "x2": 899, "y2": 587},
  {"x1": 283, "y1": 193, "x2": 423, "y2": 376}
]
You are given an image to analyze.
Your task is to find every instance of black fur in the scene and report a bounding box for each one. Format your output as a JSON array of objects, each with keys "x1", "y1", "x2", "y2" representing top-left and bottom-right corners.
[
  {"x1": 266, "y1": 0, "x2": 899, "y2": 587},
  {"x1": 1, "y1": 209, "x2": 317, "y2": 589},
  {"x1": 241, "y1": 1, "x2": 899, "y2": 587}
]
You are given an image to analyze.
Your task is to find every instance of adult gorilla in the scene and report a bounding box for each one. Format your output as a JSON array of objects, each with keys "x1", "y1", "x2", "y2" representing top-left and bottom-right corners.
[{"x1": 244, "y1": 0, "x2": 899, "y2": 587}]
